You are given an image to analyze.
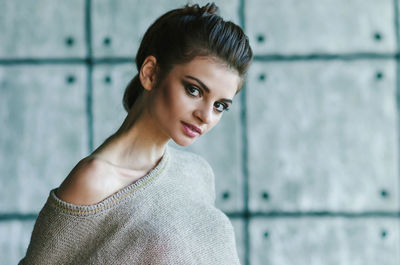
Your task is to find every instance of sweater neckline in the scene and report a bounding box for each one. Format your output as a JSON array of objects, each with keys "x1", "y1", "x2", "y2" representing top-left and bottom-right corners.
[{"x1": 49, "y1": 146, "x2": 170, "y2": 216}]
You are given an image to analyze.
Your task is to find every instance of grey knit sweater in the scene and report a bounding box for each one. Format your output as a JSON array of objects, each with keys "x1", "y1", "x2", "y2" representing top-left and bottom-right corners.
[{"x1": 19, "y1": 146, "x2": 241, "y2": 265}]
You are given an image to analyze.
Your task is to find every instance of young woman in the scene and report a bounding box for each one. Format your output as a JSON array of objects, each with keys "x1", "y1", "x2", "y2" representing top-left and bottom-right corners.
[{"x1": 20, "y1": 3, "x2": 253, "y2": 264}]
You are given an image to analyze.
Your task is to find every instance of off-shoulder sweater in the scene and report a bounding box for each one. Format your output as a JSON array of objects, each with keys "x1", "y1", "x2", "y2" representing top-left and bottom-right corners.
[{"x1": 19, "y1": 146, "x2": 241, "y2": 265}]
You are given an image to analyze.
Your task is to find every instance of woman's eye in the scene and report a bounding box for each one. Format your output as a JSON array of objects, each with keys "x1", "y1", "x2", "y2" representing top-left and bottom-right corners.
[
  {"x1": 214, "y1": 102, "x2": 229, "y2": 113},
  {"x1": 186, "y1": 85, "x2": 200, "y2": 97}
]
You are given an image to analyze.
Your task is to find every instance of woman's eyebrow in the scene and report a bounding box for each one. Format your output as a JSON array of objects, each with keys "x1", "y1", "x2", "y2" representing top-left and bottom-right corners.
[
  {"x1": 221, "y1": 98, "x2": 233, "y2": 104},
  {"x1": 184, "y1": 75, "x2": 233, "y2": 104},
  {"x1": 185, "y1": 75, "x2": 210, "y2": 93}
]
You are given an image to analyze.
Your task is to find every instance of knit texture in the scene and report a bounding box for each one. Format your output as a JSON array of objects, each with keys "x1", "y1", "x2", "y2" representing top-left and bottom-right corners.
[{"x1": 19, "y1": 146, "x2": 241, "y2": 265}]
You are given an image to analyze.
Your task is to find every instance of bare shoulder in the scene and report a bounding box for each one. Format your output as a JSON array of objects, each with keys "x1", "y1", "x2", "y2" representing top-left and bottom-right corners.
[{"x1": 56, "y1": 156, "x2": 115, "y2": 205}]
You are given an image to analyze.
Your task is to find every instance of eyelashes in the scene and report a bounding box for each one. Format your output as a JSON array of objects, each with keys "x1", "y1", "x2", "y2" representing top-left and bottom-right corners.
[
  {"x1": 185, "y1": 84, "x2": 201, "y2": 97},
  {"x1": 215, "y1": 102, "x2": 229, "y2": 112}
]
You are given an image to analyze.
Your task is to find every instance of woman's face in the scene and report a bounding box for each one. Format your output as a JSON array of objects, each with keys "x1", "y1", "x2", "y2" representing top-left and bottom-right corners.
[{"x1": 148, "y1": 56, "x2": 240, "y2": 146}]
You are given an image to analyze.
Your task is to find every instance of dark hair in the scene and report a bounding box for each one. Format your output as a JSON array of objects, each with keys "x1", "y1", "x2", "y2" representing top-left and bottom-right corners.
[{"x1": 123, "y1": 2, "x2": 253, "y2": 112}]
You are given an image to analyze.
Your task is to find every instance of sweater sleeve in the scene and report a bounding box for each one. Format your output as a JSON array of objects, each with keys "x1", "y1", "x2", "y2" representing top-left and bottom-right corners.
[
  {"x1": 202, "y1": 157, "x2": 216, "y2": 205},
  {"x1": 18, "y1": 195, "x2": 101, "y2": 265},
  {"x1": 194, "y1": 153, "x2": 217, "y2": 206},
  {"x1": 170, "y1": 148, "x2": 217, "y2": 205}
]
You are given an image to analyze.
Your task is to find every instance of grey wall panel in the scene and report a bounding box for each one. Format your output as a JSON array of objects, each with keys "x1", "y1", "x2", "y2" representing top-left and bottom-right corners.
[
  {"x1": 247, "y1": 60, "x2": 398, "y2": 212},
  {"x1": 231, "y1": 218, "x2": 245, "y2": 265},
  {"x1": 0, "y1": 0, "x2": 85, "y2": 58},
  {"x1": 246, "y1": 0, "x2": 396, "y2": 55},
  {"x1": 0, "y1": 65, "x2": 88, "y2": 213},
  {"x1": 92, "y1": 0, "x2": 240, "y2": 58},
  {"x1": 0, "y1": 220, "x2": 35, "y2": 265},
  {"x1": 92, "y1": 64, "x2": 134, "y2": 147},
  {"x1": 250, "y1": 217, "x2": 400, "y2": 265},
  {"x1": 170, "y1": 94, "x2": 243, "y2": 212}
]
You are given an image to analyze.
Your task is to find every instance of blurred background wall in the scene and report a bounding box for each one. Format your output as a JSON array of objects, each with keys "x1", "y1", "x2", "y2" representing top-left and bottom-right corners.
[{"x1": 1, "y1": 0, "x2": 399, "y2": 264}]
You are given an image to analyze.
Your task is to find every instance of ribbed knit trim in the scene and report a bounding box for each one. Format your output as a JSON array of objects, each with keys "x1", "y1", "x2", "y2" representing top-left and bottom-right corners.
[{"x1": 48, "y1": 146, "x2": 170, "y2": 216}]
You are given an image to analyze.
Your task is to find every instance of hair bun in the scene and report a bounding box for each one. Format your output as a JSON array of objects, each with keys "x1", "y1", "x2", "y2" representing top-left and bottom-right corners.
[
  {"x1": 183, "y1": 2, "x2": 219, "y2": 16},
  {"x1": 200, "y1": 3, "x2": 219, "y2": 14}
]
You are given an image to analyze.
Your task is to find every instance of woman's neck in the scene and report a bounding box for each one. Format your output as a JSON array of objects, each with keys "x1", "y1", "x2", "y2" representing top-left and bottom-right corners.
[{"x1": 90, "y1": 97, "x2": 169, "y2": 172}]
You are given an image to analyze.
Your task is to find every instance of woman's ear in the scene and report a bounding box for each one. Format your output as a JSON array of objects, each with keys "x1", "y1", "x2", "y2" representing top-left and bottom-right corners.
[{"x1": 139, "y1": 56, "x2": 158, "y2": 91}]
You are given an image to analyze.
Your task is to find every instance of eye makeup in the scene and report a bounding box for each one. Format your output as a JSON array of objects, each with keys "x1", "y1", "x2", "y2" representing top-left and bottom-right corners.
[
  {"x1": 181, "y1": 78, "x2": 232, "y2": 113},
  {"x1": 214, "y1": 101, "x2": 229, "y2": 112},
  {"x1": 182, "y1": 80, "x2": 202, "y2": 97}
]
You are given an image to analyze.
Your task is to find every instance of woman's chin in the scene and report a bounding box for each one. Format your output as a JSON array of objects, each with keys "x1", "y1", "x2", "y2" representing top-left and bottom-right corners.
[{"x1": 172, "y1": 136, "x2": 197, "y2": 147}]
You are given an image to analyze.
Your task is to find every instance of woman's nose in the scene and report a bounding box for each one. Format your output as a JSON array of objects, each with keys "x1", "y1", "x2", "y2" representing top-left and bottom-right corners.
[{"x1": 194, "y1": 104, "x2": 213, "y2": 124}]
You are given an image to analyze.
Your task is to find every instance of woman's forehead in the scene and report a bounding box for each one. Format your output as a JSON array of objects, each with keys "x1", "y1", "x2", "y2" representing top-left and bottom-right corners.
[{"x1": 174, "y1": 57, "x2": 240, "y2": 95}]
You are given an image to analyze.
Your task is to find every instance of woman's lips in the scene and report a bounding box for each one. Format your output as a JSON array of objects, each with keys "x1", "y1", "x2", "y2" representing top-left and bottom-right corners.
[{"x1": 181, "y1": 121, "x2": 202, "y2": 138}]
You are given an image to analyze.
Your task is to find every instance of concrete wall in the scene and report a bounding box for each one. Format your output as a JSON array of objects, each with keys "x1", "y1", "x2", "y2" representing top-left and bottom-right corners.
[{"x1": 1, "y1": 0, "x2": 399, "y2": 264}]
